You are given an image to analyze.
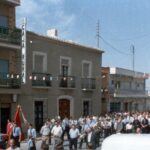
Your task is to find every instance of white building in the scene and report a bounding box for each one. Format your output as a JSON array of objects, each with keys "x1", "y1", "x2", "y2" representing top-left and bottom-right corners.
[{"x1": 108, "y1": 67, "x2": 149, "y2": 112}]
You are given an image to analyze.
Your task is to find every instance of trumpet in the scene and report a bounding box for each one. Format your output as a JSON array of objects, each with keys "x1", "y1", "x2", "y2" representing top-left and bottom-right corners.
[{"x1": 79, "y1": 131, "x2": 87, "y2": 139}]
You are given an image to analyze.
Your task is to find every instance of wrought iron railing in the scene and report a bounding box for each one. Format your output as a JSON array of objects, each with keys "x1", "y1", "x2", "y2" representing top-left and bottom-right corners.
[
  {"x1": 58, "y1": 75, "x2": 76, "y2": 88},
  {"x1": 0, "y1": 26, "x2": 21, "y2": 45},
  {"x1": 81, "y1": 78, "x2": 96, "y2": 90},
  {"x1": 0, "y1": 72, "x2": 21, "y2": 88},
  {"x1": 31, "y1": 73, "x2": 52, "y2": 87}
]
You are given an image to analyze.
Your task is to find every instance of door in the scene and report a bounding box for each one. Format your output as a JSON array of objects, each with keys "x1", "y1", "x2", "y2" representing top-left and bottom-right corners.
[
  {"x1": 59, "y1": 99, "x2": 70, "y2": 119},
  {"x1": 1, "y1": 107, "x2": 10, "y2": 133},
  {"x1": 34, "y1": 101, "x2": 43, "y2": 132}
]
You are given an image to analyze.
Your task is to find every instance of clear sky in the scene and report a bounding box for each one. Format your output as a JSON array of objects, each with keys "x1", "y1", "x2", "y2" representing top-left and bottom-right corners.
[{"x1": 16, "y1": 0, "x2": 150, "y2": 89}]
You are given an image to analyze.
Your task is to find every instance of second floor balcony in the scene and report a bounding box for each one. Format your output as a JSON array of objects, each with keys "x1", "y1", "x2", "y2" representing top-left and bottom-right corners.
[
  {"x1": 0, "y1": 26, "x2": 21, "y2": 45},
  {"x1": 81, "y1": 78, "x2": 96, "y2": 90},
  {"x1": 110, "y1": 88, "x2": 148, "y2": 97},
  {"x1": 58, "y1": 75, "x2": 76, "y2": 89},
  {"x1": 0, "y1": 72, "x2": 21, "y2": 88},
  {"x1": 31, "y1": 73, "x2": 52, "y2": 87}
]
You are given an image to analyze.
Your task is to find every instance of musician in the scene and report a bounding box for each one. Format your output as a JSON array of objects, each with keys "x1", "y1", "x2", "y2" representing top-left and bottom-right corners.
[
  {"x1": 61, "y1": 116, "x2": 70, "y2": 141},
  {"x1": 69, "y1": 124, "x2": 80, "y2": 150},
  {"x1": 51, "y1": 121, "x2": 63, "y2": 150},
  {"x1": 79, "y1": 119, "x2": 89, "y2": 149},
  {"x1": 87, "y1": 127, "x2": 96, "y2": 150}
]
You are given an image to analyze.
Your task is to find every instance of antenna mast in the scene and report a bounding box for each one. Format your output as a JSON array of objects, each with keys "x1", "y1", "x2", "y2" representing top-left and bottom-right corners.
[
  {"x1": 96, "y1": 20, "x2": 100, "y2": 48},
  {"x1": 131, "y1": 44, "x2": 135, "y2": 71}
]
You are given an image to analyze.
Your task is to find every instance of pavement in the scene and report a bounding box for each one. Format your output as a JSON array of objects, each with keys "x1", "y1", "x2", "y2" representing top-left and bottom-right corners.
[{"x1": 21, "y1": 137, "x2": 102, "y2": 150}]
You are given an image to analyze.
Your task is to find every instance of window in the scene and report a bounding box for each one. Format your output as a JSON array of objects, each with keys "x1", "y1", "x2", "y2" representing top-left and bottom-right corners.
[
  {"x1": 82, "y1": 60, "x2": 92, "y2": 78},
  {"x1": 0, "y1": 59, "x2": 9, "y2": 78},
  {"x1": 0, "y1": 16, "x2": 8, "y2": 27},
  {"x1": 33, "y1": 51, "x2": 47, "y2": 73},
  {"x1": 83, "y1": 100, "x2": 92, "y2": 116},
  {"x1": 110, "y1": 102, "x2": 121, "y2": 112},
  {"x1": 60, "y1": 56, "x2": 71, "y2": 76}
]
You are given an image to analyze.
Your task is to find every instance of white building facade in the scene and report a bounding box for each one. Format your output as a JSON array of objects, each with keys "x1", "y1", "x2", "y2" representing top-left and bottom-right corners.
[{"x1": 108, "y1": 67, "x2": 149, "y2": 112}]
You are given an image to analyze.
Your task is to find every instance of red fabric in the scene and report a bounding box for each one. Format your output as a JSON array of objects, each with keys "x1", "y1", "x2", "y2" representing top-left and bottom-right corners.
[
  {"x1": 14, "y1": 106, "x2": 21, "y2": 127},
  {"x1": 14, "y1": 106, "x2": 25, "y2": 141}
]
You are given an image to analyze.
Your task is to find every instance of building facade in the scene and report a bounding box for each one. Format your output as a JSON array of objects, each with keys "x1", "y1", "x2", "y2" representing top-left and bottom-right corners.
[
  {"x1": 101, "y1": 67, "x2": 149, "y2": 113},
  {"x1": 0, "y1": 0, "x2": 103, "y2": 132},
  {"x1": 19, "y1": 32, "x2": 102, "y2": 131}
]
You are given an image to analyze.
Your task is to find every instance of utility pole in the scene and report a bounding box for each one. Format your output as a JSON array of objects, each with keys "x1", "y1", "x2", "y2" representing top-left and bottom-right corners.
[
  {"x1": 131, "y1": 44, "x2": 135, "y2": 72},
  {"x1": 96, "y1": 20, "x2": 100, "y2": 48}
]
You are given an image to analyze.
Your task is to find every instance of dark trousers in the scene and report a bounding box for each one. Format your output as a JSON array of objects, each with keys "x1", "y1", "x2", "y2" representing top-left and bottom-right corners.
[
  {"x1": 62, "y1": 126, "x2": 70, "y2": 141},
  {"x1": 79, "y1": 135, "x2": 87, "y2": 149},
  {"x1": 69, "y1": 137, "x2": 78, "y2": 150},
  {"x1": 12, "y1": 136, "x2": 20, "y2": 147}
]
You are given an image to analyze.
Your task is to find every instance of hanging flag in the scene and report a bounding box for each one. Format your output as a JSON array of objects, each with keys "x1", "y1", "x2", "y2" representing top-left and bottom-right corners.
[{"x1": 14, "y1": 105, "x2": 25, "y2": 141}]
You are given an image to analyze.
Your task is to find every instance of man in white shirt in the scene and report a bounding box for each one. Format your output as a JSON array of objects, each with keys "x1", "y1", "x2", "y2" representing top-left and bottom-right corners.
[
  {"x1": 40, "y1": 122, "x2": 51, "y2": 150},
  {"x1": 51, "y1": 121, "x2": 63, "y2": 150},
  {"x1": 69, "y1": 124, "x2": 80, "y2": 150}
]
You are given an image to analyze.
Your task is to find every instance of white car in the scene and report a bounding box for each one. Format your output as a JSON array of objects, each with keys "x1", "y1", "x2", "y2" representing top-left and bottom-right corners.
[{"x1": 101, "y1": 133, "x2": 150, "y2": 150}]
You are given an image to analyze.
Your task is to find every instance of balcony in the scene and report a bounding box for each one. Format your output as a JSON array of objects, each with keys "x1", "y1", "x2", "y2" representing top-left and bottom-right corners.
[
  {"x1": 2, "y1": 0, "x2": 20, "y2": 6},
  {"x1": 58, "y1": 75, "x2": 76, "y2": 89},
  {"x1": 31, "y1": 73, "x2": 52, "y2": 87},
  {"x1": 81, "y1": 78, "x2": 96, "y2": 90},
  {"x1": 0, "y1": 26, "x2": 21, "y2": 45},
  {"x1": 0, "y1": 73, "x2": 21, "y2": 88},
  {"x1": 110, "y1": 88, "x2": 148, "y2": 98}
]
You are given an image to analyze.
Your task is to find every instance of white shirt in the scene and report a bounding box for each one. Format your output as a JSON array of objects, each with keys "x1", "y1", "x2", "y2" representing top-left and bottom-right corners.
[
  {"x1": 40, "y1": 125, "x2": 50, "y2": 136},
  {"x1": 87, "y1": 132, "x2": 92, "y2": 143},
  {"x1": 51, "y1": 125, "x2": 62, "y2": 137},
  {"x1": 69, "y1": 128, "x2": 79, "y2": 139}
]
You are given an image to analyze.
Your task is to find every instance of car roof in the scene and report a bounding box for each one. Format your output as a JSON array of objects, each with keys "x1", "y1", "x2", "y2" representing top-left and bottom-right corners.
[{"x1": 101, "y1": 134, "x2": 150, "y2": 150}]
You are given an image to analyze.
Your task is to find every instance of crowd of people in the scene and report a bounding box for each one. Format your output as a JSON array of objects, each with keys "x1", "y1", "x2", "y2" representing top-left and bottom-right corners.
[{"x1": 1, "y1": 111, "x2": 150, "y2": 150}]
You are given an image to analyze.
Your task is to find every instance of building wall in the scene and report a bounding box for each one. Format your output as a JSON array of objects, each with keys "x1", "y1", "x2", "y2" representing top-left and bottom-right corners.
[
  {"x1": 18, "y1": 33, "x2": 102, "y2": 125},
  {"x1": 0, "y1": 3, "x2": 16, "y2": 29}
]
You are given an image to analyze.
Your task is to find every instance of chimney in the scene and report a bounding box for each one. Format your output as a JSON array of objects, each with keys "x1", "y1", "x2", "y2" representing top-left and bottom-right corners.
[{"x1": 47, "y1": 29, "x2": 58, "y2": 38}]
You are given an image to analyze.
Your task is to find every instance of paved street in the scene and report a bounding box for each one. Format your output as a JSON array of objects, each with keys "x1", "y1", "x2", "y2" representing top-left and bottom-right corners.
[{"x1": 21, "y1": 138, "x2": 102, "y2": 150}]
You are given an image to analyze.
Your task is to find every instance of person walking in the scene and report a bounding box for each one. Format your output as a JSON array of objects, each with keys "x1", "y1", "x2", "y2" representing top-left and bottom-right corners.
[
  {"x1": 27, "y1": 123, "x2": 36, "y2": 150},
  {"x1": 40, "y1": 121, "x2": 51, "y2": 150},
  {"x1": 69, "y1": 124, "x2": 80, "y2": 150},
  {"x1": 11, "y1": 122, "x2": 22, "y2": 148},
  {"x1": 51, "y1": 120, "x2": 63, "y2": 150}
]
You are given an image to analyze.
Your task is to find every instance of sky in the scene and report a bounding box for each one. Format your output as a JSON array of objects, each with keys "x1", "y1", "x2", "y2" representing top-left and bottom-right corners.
[{"x1": 16, "y1": 0, "x2": 150, "y2": 89}]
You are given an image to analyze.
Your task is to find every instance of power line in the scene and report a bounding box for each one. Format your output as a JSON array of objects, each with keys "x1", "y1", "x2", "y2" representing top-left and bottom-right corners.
[{"x1": 100, "y1": 35, "x2": 131, "y2": 56}]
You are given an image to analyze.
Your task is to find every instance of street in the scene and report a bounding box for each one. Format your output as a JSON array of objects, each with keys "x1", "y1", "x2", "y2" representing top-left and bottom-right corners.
[{"x1": 21, "y1": 138, "x2": 102, "y2": 150}]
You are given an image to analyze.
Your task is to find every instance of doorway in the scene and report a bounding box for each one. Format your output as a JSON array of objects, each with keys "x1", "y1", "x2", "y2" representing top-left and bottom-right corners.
[
  {"x1": 1, "y1": 107, "x2": 10, "y2": 133},
  {"x1": 59, "y1": 99, "x2": 70, "y2": 119}
]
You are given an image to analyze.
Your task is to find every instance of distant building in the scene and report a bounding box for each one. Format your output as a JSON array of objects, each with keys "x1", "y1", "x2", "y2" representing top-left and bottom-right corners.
[{"x1": 101, "y1": 67, "x2": 149, "y2": 113}]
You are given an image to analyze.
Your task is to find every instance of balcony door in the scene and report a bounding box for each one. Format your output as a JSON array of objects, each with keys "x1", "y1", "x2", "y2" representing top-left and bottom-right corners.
[{"x1": 59, "y1": 99, "x2": 70, "y2": 119}]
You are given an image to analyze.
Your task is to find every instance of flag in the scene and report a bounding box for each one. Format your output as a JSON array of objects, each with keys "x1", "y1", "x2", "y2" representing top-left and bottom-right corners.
[
  {"x1": 14, "y1": 105, "x2": 25, "y2": 141},
  {"x1": 14, "y1": 105, "x2": 21, "y2": 127}
]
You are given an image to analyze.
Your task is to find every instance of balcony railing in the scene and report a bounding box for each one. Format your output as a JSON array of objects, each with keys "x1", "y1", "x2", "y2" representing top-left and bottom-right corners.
[
  {"x1": 0, "y1": 73, "x2": 21, "y2": 88},
  {"x1": 81, "y1": 78, "x2": 96, "y2": 90},
  {"x1": 0, "y1": 26, "x2": 21, "y2": 45},
  {"x1": 58, "y1": 75, "x2": 76, "y2": 88},
  {"x1": 109, "y1": 88, "x2": 148, "y2": 97},
  {"x1": 31, "y1": 73, "x2": 52, "y2": 87}
]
